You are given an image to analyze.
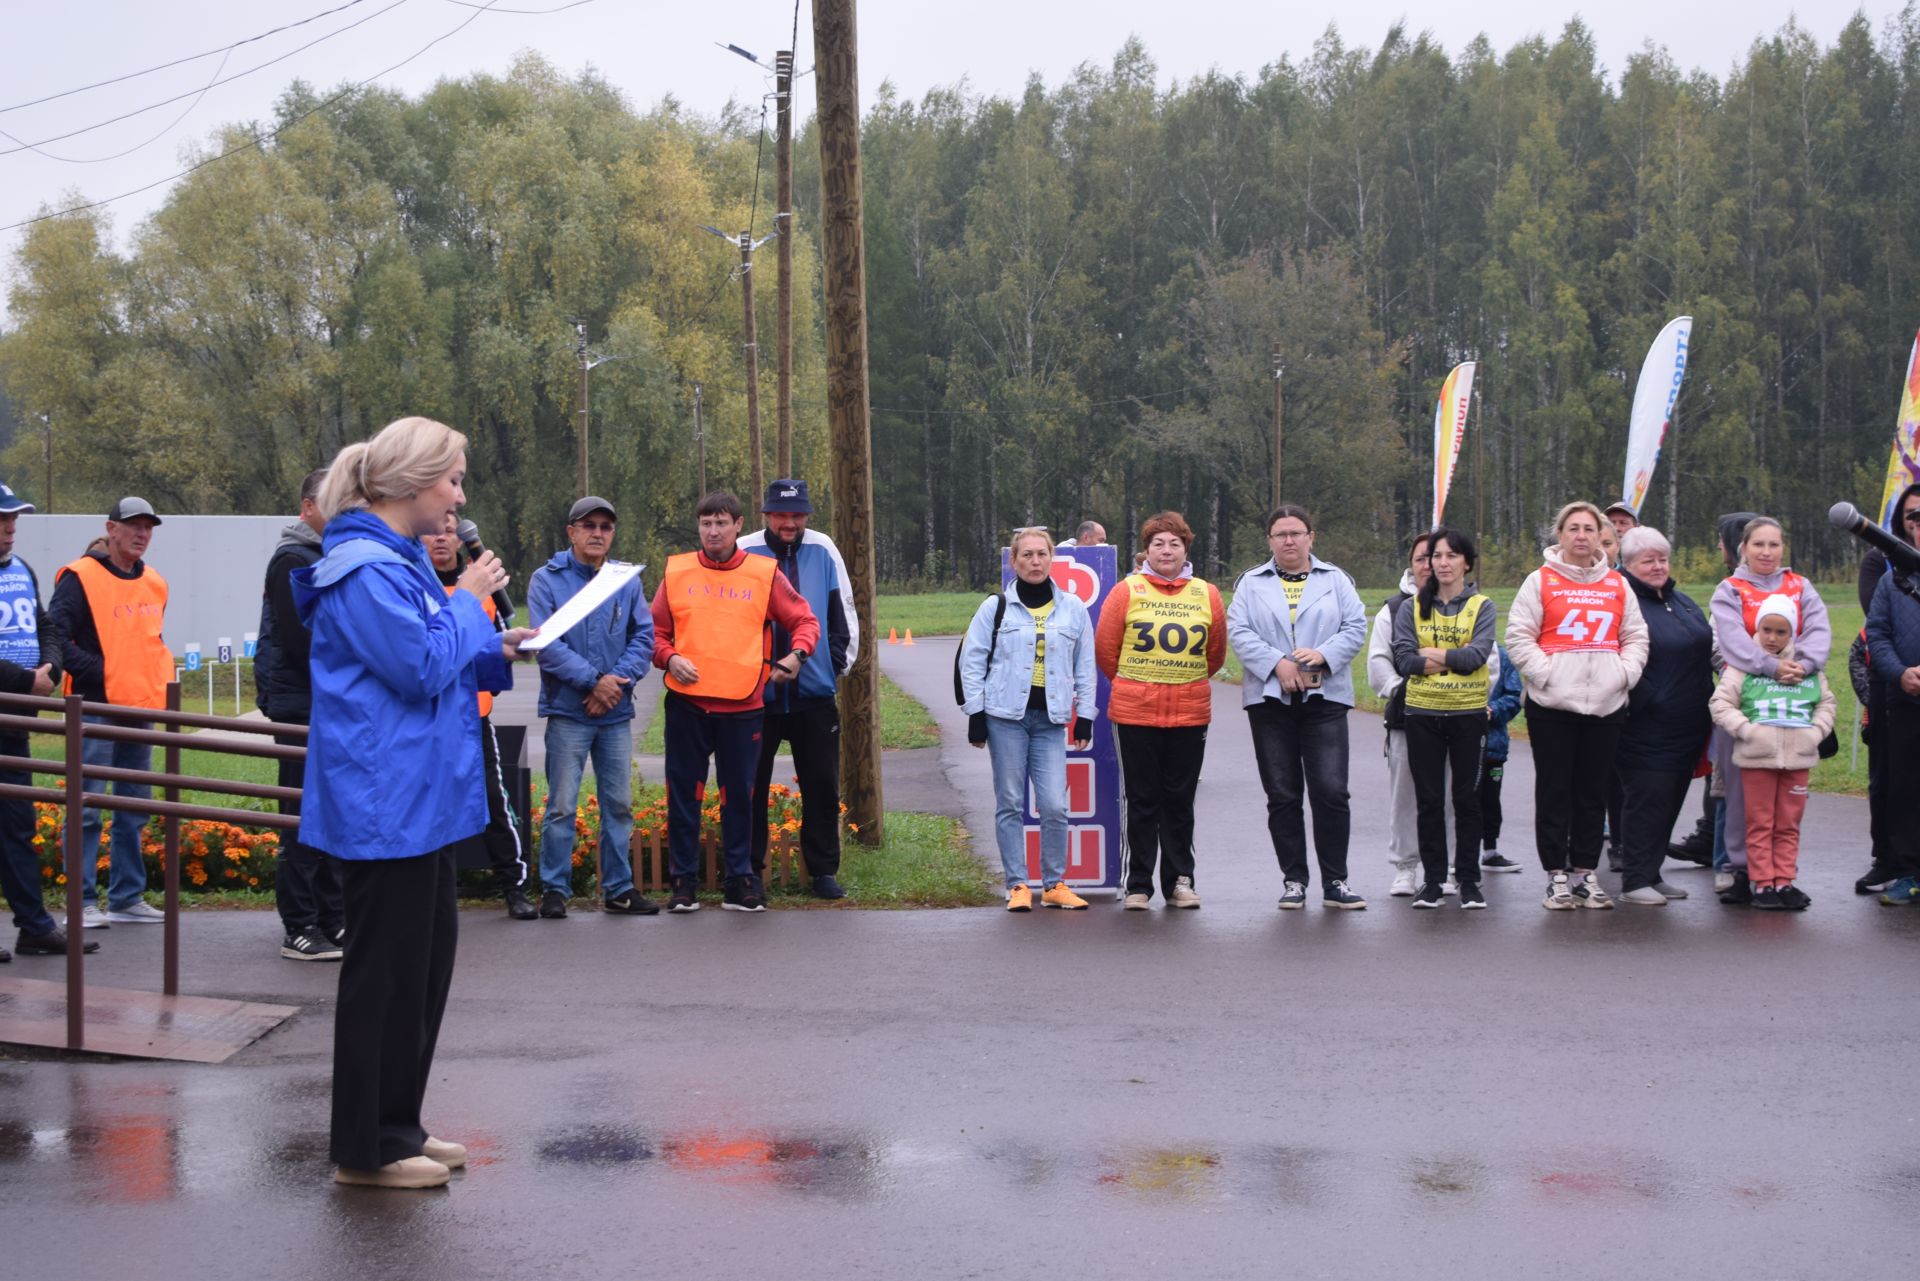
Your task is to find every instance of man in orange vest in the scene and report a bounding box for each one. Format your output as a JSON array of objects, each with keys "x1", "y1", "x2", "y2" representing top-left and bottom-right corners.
[
  {"x1": 425, "y1": 514, "x2": 535, "y2": 920},
  {"x1": 50, "y1": 497, "x2": 173, "y2": 929},
  {"x1": 651, "y1": 491, "x2": 820, "y2": 913}
]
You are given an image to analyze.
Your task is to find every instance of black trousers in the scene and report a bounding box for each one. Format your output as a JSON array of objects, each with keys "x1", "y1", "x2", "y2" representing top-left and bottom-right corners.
[
  {"x1": 1618, "y1": 765, "x2": 1694, "y2": 892},
  {"x1": 1525, "y1": 699, "x2": 1626, "y2": 873},
  {"x1": 1406, "y1": 714, "x2": 1485, "y2": 887},
  {"x1": 476, "y1": 716, "x2": 528, "y2": 890},
  {"x1": 1114, "y1": 722, "x2": 1208, "y2": 897},
  {"x1": 274, "y1": 729, "x2": 343, "y2": 937},
  {"x1": 1245, "y1": 697, "x2": 1350, "y2": 888},
  {"x1": 1480, "y1": 759, "x2": 1505, "y2": 848},
  {"x1": 1882, "y1": 699, "x2": 1920, "y2": 879},
  {"x1": 0, "y1": 751, "x2": 54, "y2": 936},
  {"x1": 1605, "y1": 768, "x2": 1624, "y2": 852},
  {"x1": 751, "y1": 698, "x2": 842, "y2": 879},
  {"x1": 330, "y1": 845, "x2": 458, "y2": 1171},
  {"x1": 1866, "y1": 671, "x2": 1889, "y2": 868},
  {"x1": 664, "y1": 694, "x2": 761, "y2": 883}
]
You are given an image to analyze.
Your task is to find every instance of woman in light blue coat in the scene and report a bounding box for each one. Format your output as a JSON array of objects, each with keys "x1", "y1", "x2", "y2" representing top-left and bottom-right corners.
[
  {"x1": 1227, "y1": 504, "x2": 1370, "y2": 910},
  {"x1": 959, "y1": 528, "x2": 1097, "y2": 911}
]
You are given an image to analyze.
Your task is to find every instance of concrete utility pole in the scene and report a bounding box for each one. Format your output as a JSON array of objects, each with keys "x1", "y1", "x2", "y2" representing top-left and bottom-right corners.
[
  {"x1": 814, "y1": 0, "x2": 883, "y2": 843},
  {"x1": 1271, "y1": 344, "x2": 1285, "y2": 506},
  {"x1": 739, "y1": 231, "x2": 766, "y2": 505},
  {"x1": 39, "y1": 412, "x2": 52, "y2": 513},
  {"x1": 693, "y1": 381, "x2": 707, "y2": 497},
  {"x1": 775, "y1": 49, "x2": 796, "y2": 479},
  {"x1": 574, "y1": 322, "x2": 591, "y2": 496}
]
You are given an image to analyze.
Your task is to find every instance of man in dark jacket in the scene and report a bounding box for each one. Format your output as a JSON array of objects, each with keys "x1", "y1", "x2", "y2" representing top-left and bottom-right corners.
[
  {"x1": 1853, "y1": 480, "x2": 1920, "y2": 894},
  {"x1": 256, "y1": 469, "x2": 343, "y2": 959},
  {"x1": 741, "y1": 480, "x2": 857, "y2": 899},
  {"x1": 1867, "y1": 482, "x2": 1920, "y2": 904},
  {"x1": 1615, "y1": 526, "x2": 1715, "y2": 904},
  {"x1": 0, "y1": 479, "x2": 95, "y2": 963}
]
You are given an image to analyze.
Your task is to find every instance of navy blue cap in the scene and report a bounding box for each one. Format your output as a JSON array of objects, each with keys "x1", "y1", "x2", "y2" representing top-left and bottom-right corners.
[
  {"x1": 0, "y1": 480, "x2": 34, "y2": 515},
  {"x1": 762, "y1": 479, "x2": 812, "y2": 514}
]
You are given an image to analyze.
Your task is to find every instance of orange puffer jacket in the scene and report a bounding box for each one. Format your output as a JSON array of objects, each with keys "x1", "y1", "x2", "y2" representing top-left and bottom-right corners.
[{"x1": 1095, "y1": 568, "x2": 1226, "y2": 727}]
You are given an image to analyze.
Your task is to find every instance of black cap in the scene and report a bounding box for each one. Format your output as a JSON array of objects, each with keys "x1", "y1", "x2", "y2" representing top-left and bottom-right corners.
[
  {"x1": 762, "y1": 479, "x2": 812, "y2": 514},
  {"x1": 108, "y1": 496, "x2": 162, "y2": 525},
  {"x1": 0, "y1": 480, "x2": 35, "y2": 515},
  {"x1": 568, "y1": 496, "x2": 617, "y2": 523}
]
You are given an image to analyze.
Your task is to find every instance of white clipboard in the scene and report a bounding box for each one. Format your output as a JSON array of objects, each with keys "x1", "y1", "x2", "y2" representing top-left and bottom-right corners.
[{"x1": 518, "y1": 562, "x2": 644, "y2": 651}]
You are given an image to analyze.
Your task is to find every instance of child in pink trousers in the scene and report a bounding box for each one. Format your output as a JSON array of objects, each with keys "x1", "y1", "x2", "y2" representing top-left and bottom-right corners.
[{"x1": 1710, "y1": 593, "x2": 1835, "y2": 910}]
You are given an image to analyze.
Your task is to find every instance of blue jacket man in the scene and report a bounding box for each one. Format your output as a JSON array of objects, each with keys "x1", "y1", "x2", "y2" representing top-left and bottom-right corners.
[
  {"x1": 526, "y1": 496, "x2": 655, "y2": 917},
  {"x1": 741, "y1": 479, "x2": 857, "y2": 898}
]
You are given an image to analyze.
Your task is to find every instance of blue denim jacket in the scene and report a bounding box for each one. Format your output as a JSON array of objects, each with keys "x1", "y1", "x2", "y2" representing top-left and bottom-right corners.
[
  {"x1": 958, "y1": 583, "x2": 1097, "y2": 724},
  {"x1": 1227, "y1": 556, "x2": 1368, "y2": 708}
]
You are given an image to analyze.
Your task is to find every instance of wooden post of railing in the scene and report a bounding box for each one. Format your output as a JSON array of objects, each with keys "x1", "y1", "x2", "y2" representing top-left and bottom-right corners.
[
  {"x1": 162, "y1": 682, "x2": 182, "y2": 996},
  {"x1": 63, "y1": 694, "x2": 85, "y2": 1051}
]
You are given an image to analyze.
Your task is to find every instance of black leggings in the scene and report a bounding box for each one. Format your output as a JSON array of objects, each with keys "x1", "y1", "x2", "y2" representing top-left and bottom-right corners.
[
  {"x1": 1406, "y1": 714, "x2": 1486, "y2": 887},
  {"x1": 1525, "y1": 699, "x2": 1626, "y2": 873}
]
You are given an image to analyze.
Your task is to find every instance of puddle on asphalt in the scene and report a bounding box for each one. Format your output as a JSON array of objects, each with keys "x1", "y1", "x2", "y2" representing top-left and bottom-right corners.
[
  {"x1": 1406, "y1": 1156, "x2": 1489, "y2": 1199},
  {"x1": 1095, "y1": 1147, "x2": 1224, "y2": 1201},
  {"x1": 539, "y1": 1125, "x2": 656, "y2": 1165}
]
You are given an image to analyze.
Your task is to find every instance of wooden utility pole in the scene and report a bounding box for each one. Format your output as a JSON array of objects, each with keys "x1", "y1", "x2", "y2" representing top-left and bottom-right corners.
[
  {"x1": 739, "y1": 233, "x2": 766, "y2": 505},
  {"x1": 1271, "y1": 344, "x2": 1285, "y2": 505},
  {"x1": 775, "y1": 49, "x2": 796, "y2": 479},
  {"x1": 693, "y1": 382, "x2": 707, "y2": 497},
  {"x1": 574, "y1": 323, "x2": 591, "y2": 495},
  {"x1": 814, "y1": 0, "x2": 883, "y2": 844}
]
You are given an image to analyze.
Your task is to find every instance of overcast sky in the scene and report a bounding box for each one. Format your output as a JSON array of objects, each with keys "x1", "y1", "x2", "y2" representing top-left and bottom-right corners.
[{"x1": 0, "y1": 0, "x2": 1898, "y2": 300}]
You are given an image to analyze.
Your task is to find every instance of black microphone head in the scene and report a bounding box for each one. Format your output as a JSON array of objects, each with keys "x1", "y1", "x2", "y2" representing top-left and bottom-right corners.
[
  {"x1": 1828, "y1": 501, "x2": 1861, "y2": 531},
  {"x1": 456, "y1": 519, "x2": 482, "y2": 546}
]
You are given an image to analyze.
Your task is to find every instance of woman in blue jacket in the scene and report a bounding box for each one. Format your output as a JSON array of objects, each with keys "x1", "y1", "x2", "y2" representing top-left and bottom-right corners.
[
  {"x1": 295, "y1": 416, "x2": 533, "y2": 1190},
  {"x1": 959, "y1": 527, "x2": 1097, "y2": 911}
]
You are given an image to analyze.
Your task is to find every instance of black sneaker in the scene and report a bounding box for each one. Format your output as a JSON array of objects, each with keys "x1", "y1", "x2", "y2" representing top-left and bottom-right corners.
[
  {"x1": 604, "y1": 890, "x2": 661, "y2": 916},
  {"x1": 281, "y1": 929, "x2": 344, "y2": 961},
  {"x1": 14, "y1": 926, "x2": 99, "y2": 956},
  {"x1": 539, "y1": 890, "x2": 569, "y2": 919},
  {"x1": 1459, "y1": 882, "x2": 1487, "y2": 909},
  {"x1": 1411, "y1": 882, "x2": 1444, "y2": 909},
  {"x1": 1718, "y1": 870, "x2": 1753, "y2": 905},
  {"x1": 505, "y1": 887, "x2": 538, "y2": 920},
  {"x1": 325, "y1": 925, "x2": 346, "y2": 948},
  {"x1": 1322, "y1": 880, "x2": 1366, "y2": 910},
  {"x1": 1751, "y1": 887, "x2": 1786, "y2": 911},
  {"x1": 1481, "y1": 853, "x2": 1523, "y2": 873},
  {"x1": 811, "y1": 874, "x2": 847, "y2": 900},
  {"x1": 1666, "y1": 840, "x2": 1711, "y2": 867},
  {"x1": 668, "y1": 876, "x2": 700, "y2": 913},
  {"x1": 1777, "y1": 884, "x2": 1811, "y2": 911},
  {"x1": 722, "y1": 876, "x2": 766, "y2": 913},
  {"x1": 1855, "y1": 865, "x2": 1897, "y2": 895},
  {"x1": 1606, "y1": 845, "x2": 1624, "y2": 873}
]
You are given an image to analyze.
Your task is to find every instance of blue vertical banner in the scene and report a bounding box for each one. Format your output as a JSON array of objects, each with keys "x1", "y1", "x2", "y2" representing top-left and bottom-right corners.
[{"x1": 1002, "y1": 543, "x2": 1121, "y2": 891}]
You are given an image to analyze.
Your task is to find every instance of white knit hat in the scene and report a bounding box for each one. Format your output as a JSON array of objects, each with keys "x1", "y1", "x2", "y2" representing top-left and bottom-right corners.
[{"x1": 1754, "y1": 593, "x2": 1798, "y2": 631}]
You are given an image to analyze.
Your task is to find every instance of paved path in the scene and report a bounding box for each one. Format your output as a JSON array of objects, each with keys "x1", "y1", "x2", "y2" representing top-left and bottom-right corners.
[{"x1": 1, "y1": 636, "x2": 1911, "y2": 1280}]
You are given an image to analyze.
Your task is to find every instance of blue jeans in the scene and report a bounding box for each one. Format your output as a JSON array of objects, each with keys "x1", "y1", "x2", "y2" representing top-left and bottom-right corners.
[
  {"x1": 985, "y1": 706, "x2": 1068, "y2": 888},
  {"x1": 63, "y1": 718, "x2": 153, "y2": 911},
  {"x1": 1712, "y1": 795, "x2": 1728, "y2": 872},
  {"x1": 540, "y1": 717, "x2": 634, "y2": 898}
]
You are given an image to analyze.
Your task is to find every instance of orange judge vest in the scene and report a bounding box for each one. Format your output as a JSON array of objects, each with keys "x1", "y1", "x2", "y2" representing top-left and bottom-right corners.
[
  {"x1": 661, "y1": 552, "x2": 779, "y2": 702},
  {"x1": 59, "y1": 555, "x2": 172, "y2": 709}
]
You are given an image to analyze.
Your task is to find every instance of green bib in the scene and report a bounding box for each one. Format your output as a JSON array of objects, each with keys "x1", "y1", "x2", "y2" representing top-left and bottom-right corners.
[{"x1": 1738, "y1": 671, "x2": 1822, "y2": 728}]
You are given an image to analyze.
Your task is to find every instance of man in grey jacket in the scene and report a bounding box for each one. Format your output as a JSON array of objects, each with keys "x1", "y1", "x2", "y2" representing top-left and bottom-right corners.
[
  {"x1": 1227, "y1": 504, "x2": 1370, "y2": 910},
  {"x1": 528, "y1": 497, "x2": 655, "y2": 918}
]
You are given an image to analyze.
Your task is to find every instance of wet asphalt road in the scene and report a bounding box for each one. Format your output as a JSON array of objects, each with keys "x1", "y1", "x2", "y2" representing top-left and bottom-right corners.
[{"x1": 2, "y1": 637, "x2": 1915, "y2": 1280}]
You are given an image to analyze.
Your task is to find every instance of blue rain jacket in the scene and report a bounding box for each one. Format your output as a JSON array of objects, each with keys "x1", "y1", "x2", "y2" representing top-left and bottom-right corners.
[{"x1": 291, "y1": 509, "x2": 510, "y2": 860}]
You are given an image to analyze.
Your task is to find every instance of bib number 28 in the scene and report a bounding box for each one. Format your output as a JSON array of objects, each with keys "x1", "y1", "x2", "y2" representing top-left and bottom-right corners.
[{"x1": 1554, "y1": 609, "x2": 1614, "y2": 646}]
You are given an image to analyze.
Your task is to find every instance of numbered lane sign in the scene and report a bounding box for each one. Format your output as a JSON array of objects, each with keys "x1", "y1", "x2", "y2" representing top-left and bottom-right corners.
[
  {"x1": 217, "y1": 637, "x2": 233, "y2": 664},
  {"x1": 243, "y1": 631, "x2": 258, "y2": 659},
  {"x1": 184, "y1": 644, "x2": 202, "y2": 673}
]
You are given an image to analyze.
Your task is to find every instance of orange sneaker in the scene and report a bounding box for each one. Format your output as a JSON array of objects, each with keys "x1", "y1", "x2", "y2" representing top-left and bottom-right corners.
[
  {"x1": 1006, "y1": 884, "x2": 1033, "y2": 912},
  {"x1": 1041, "y1": 883, "x2": 1089, "y2": 910}
]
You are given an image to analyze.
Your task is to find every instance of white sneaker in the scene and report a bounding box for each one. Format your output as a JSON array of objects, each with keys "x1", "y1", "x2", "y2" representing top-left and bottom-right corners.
[
  {"x1": 1441, "y1": 879, "x2": 1458, "y2": 898},
  {"x1": 1573, "y1": 873, "x2": 1613, "y2": 909},
  {"x1": 1167, "y1": 877, "x2": 1201, "y2": 909},
  {"x1": 1390, "y1": 868, "x2": 1418, "y2": 897},
  {"x1": 1543, "y1": 873, "x2": 1575, "y2": 910},
  {"x1": 1713, "y1": 870, "x2": 1735, "y2": 893},
  {"x1": 1122, "y1": 892, "x2": 1151, "y2": 910},
  {"x1": 107, "y1": 900, "x2": 166, "y2": 923},
  {"x1": 1621, "y1": 886, "x2": 1668, "y2": 906},
  {"x1": 1654, "y1": 881, "x2": 1688, "y2": 900},
  {"x1": 78, "y1": 903, "x2": 111, "y2": 930}
]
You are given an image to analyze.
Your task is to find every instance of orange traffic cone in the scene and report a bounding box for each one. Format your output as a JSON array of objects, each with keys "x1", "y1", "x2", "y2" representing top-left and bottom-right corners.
[
  {"x1": 903, "y1": 629, "x2": 916, "y2": 646},
  {"x1": 888, "y1": 627, "x2": 899, "y2": 644}
]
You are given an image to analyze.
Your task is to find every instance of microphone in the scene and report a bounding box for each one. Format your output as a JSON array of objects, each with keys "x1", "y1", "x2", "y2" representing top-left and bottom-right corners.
[
  {"x1": 1827, "y1": 501, "x2": 1920, "y2": 577},
  {"x1": 455, "y1": 518, "x2": 516, "y2": 626}
]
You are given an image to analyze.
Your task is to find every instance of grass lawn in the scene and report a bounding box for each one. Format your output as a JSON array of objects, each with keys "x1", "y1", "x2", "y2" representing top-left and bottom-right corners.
[
  {"x1": 875, "y1": 591, "x2": 984, "y2": 638},
  {"x1": 638, "y1": 672, "x2": 936, "y2": 753}
]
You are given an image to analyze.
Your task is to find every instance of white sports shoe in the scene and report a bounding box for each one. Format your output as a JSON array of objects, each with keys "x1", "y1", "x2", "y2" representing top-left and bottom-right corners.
[
  {"x1": 78, "y1": 903, "x2": 111, "y2": 930},
  {"x1": 1390, "y1": 868, "x2": 1418, "y2": 897},
  {"x1": 1713, "y1": 870, "x2": 1736, "y2": 893},
  {"x1": 107, "y1": 901, "x2": 166, "y2": 923},
  {"x1": 1441, "y1": 879, "x2": 1458, "y2": 898}
]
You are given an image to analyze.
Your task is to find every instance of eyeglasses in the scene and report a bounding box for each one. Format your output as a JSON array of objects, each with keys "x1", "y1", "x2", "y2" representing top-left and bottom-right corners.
[
  {"x1": 573, "y1": 521, "x2": 615, "y2": 533},
  {"x1": 1268, "y1": 530, "x2": 1311, "y2": 542},
  {"x1": 1904, "y1": 511, "x2": 1920, "y2": 525}
]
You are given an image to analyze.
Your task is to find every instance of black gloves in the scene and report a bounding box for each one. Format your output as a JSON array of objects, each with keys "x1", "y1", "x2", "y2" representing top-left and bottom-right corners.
[{"x1": 1074, "y1": 717, "x2": 1093, "y2": 744}]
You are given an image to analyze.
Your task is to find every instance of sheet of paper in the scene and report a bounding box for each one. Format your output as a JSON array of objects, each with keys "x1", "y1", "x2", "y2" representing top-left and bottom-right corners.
[{"x1": 518, "y1": 562, "x2": 644, "y2": 651}]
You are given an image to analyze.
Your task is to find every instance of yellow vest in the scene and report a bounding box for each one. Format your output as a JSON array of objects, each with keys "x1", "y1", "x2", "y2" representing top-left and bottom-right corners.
[
  {"x1": 1114, "y1": 573, "x2": 1213, "y2": 685},
  {"x1": 1406, "y1": 593, "x2": 1491, "y2": 712},
  {"x1": 662, "y1": 552, "x2": 778, "y2": 701}
]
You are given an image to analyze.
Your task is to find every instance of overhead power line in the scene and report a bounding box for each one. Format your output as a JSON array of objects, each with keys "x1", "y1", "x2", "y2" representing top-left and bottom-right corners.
[
  {"x1": 2, "y1": 0, "x2": 529, "y2": 233},
  {"x1": 0, "y1": 0, "x2": 385, "y2": 116}
]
